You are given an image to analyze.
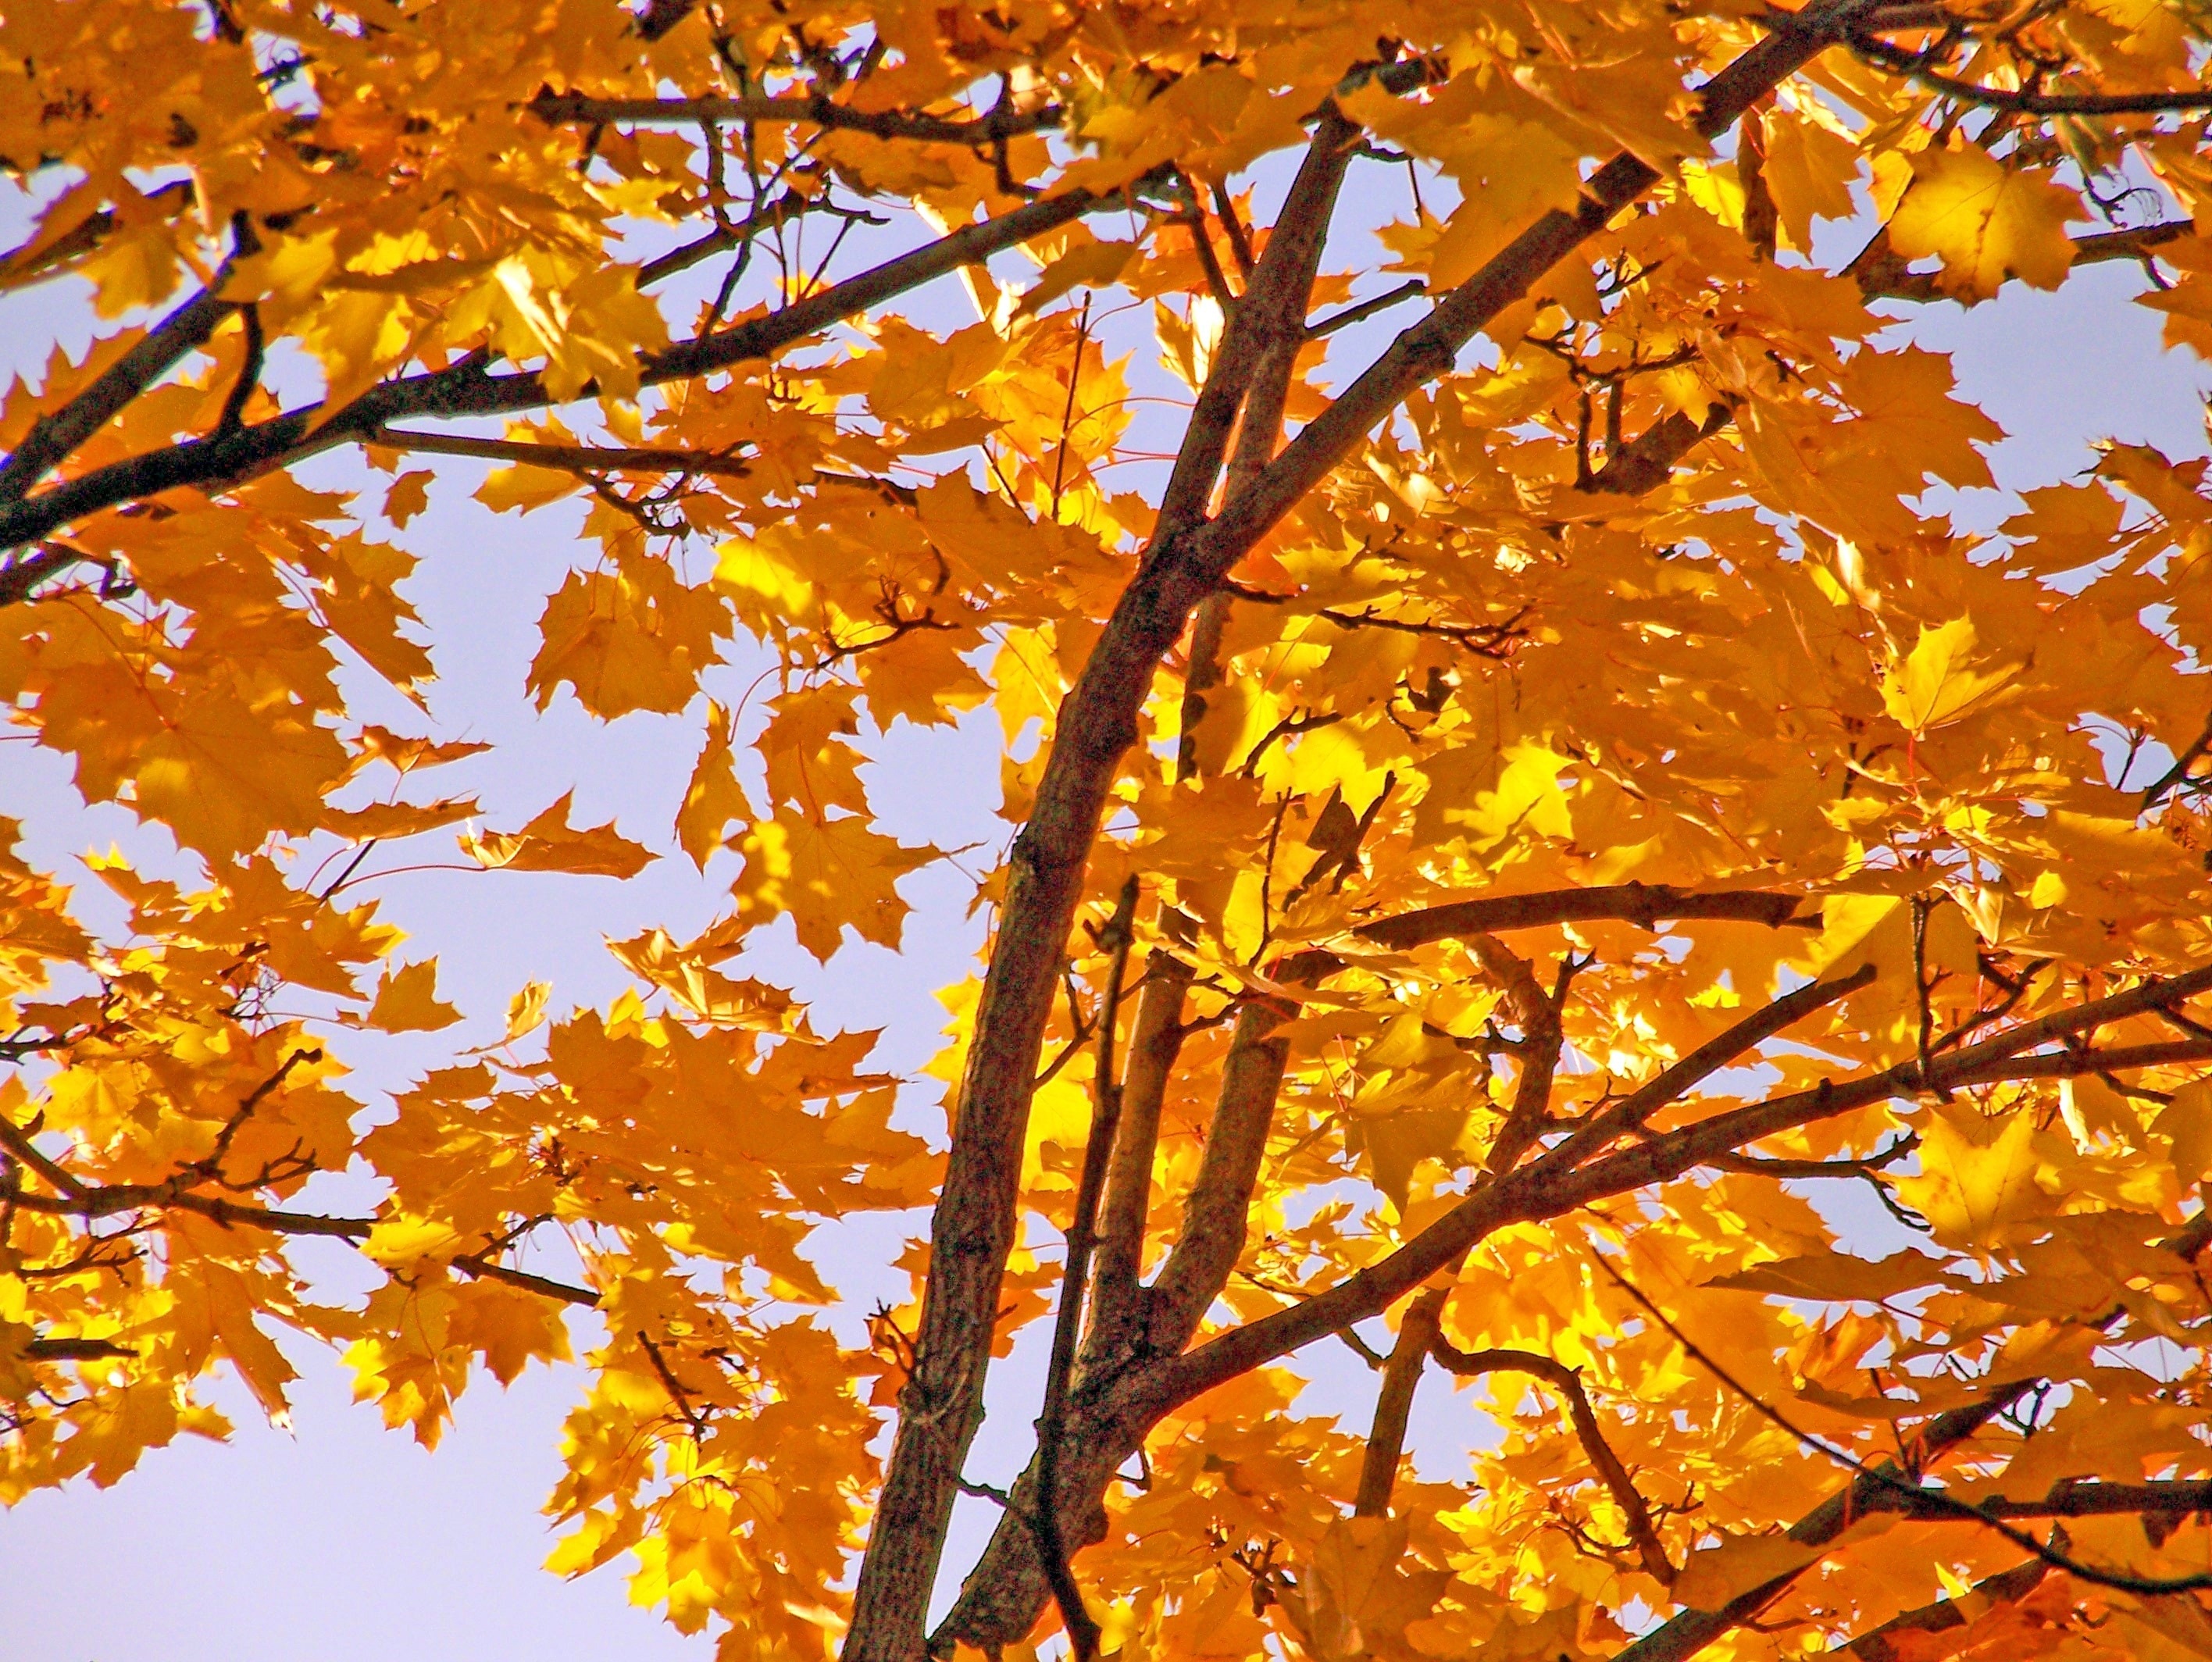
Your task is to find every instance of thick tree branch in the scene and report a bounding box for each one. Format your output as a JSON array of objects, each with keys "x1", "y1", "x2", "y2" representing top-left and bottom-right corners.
[
  {"x1": 1090, "y1": 954, "x2": 1196, "y2": 1332},
  {"x1": 1843, "y1": 1558, "x2": 2048, "y2": 1662},
  {"x1": 0, "y1": 237, "x2": 245, "y2": 504},
  {"x1": 1143, "y1": 994, "x2": 1299, "y2": 1348},
  {"x1": 1354, "y1": 1283, "x2": 1448, "y2": 1517},
  {"x1": 857, "y1": 116, "x2": 1355, "y2": 1662},
  {"x1": 1155, "y1": 966, "x2": 2212, "y2": 1408},
  {"x1": 0, "y1": 543, "x2": 99, "y2": 608},
  {"x1": 1606, "y1": 1384, "x2": 2036, "y2": 1662},
  {"x1": 1581, "y1": 402, "x2": 1739, "y2": 495},
  {"x1": 1354, "y1": 883, "x2": 1807, "y2": 951}
]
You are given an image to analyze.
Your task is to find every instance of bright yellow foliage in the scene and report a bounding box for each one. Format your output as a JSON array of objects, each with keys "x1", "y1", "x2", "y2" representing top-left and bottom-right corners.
[{"x1": 5, "y1": 4, "x2": 2212, "y2": 1662}]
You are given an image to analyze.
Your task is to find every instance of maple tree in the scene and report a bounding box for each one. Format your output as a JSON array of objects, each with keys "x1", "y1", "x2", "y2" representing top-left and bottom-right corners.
[{"x1": 13, "y1": 1, "x2": 2212, "y2": 1658}]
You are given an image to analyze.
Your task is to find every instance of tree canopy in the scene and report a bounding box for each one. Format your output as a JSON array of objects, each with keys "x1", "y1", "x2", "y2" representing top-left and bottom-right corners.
[{"x1": 10, "y1": 2, "x2": 2212, "y2": 1659}]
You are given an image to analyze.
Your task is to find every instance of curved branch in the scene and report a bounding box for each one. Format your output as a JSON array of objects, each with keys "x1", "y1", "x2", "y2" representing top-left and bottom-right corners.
[{"x1": 1429, "y1": 1336, "x2": 1675, "y2": 1584}]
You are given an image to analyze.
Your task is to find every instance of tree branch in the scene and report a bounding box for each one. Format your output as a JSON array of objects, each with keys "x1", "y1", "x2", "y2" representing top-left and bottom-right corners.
[
  {"x1": 1846, "y1": 33, "x2": 2212, "y2": 114},
  {"x1": 1090, "y1": 954, "x2": 1196, "y2": 1332},
  {"x1": 1354, "y1": 1284, "x2": 1447, "y2": 1517},
  {"x1": 1142, "y1": 993, "x2": 1299, "y2": 1347},
  {"x1": 371, "y1": 427, "x2": 755, "y2": 479},
  {"x1": 1606, "y1": 1385, "x2": 2037, "y2": 1662},
  {"x1": 1157, "y1": 967, "x2": 2212, "y2": 1409},
  {"x1": 854, "y1": 116, "x2": 1355, "y2": 1662},
  {"x1": 529, "y1": 89, "x2": 1065, "y2": 144},
  {"x1": 1429, "y1": 1336, "x2": 1675, "y2": 1583},
  {"x1": 1843, "y1": 1558, "x2": 2048, "y2": 1662},
  {"x1": 1561, "y1": 963, "x2": 1877, "y2": 1159},
  {"x1": 0, "y1": 183, "x2": 1143, "y2": 554},
  {"x1": 0, "y1": 230, "x2": 246, "y2": 504},
  {"x1": 1031, "y1": 879, "x2": 1140, "y2": 1662},
  {"x1": 1599, "y1": 1257, "x2": 2212, "y2": 1596},
  {"x1": 1472, "y1": 934, "x2": 1569, "y2": 1175},
  {"x1": 1354, "y1": 883, "x2": 1808, "y2": 952}
]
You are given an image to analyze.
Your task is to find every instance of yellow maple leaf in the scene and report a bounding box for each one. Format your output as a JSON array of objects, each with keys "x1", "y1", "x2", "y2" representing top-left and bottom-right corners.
[
  {"x1": 675, "y1": 701, "x2": 755, "y2": 870},
  {"x1": 462, "y1": 791, "x2": 655, "y2": 878},
  {"x1": 1672, "y1": 1531, "x2": 1821, "y2": 1610},
  {"x1": 528, "y1": 555, "x2": 730, "y2": 720},
  {"x1": 1015, "y1": 238, "x2": 1136, "y2": 317},
  {"x1": 731, "y1": 808, "x2": 936, "y2": 962},
  {"x1": 1879, "y1": 618, "x2": 2023, "y2": 735},
  {"x1": 1893, "y1": 1102, "x2": 2059, "y2": 1253},
  {"x1": 1888, "y1": 148, "x2": 2079, "y2": 300},
  {"x1": 365, "y1": 958, "x2": 462, "y2": 1033}
]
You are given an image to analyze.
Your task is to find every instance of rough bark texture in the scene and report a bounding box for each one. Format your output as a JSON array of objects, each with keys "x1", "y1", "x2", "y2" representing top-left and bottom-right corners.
[
  {"x1": 848, "y1": 116, "x2": 1357, "y2": 1662},
  {"x1": 1353, "y1": 1285, "x2": 1447, "y2": 1517}
]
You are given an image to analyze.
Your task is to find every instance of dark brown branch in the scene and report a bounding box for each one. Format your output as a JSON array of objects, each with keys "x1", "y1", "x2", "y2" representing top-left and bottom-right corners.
[
  {"x1": 1158, "y1": 968, "x2": 2212, "y2": 1409},
  {"x1": 1355, "y1": 883, "x2": 1807, "y2": 951},
  {"x1": 1582, "y1": 402, "x2": 1738, "y2": 495},
  {"x1": 1472, "y1": 934, "x2": 1568, "y2": 1175},
  {"x1": 636, "y1": 191, "x2": 885, "y2": 287},
  {"x1": 1707, "y1": 1132, "x2": 1914, "y2": 1181},
  {"x1": 0, "y1": 235, "x2": 245, "y2": 504},
  {"x1": 865, "y1": 117, "x2": 1355, "y2": 1662},
  {"x1": 3, "y1": 1107, "x2": 598, "y2": 1305},
  {"x1": 1846, "y1": 32, "x2": 2212, "y2": 114},
  {"x1": 0, "y1": 182, "x2": 1143, "y2": 555},
  {"x1": 1599, "y1": 1258, "x2": 2212, "y2": 1596},
  {"x1": 1143, "y1": 993, "x2": 1299, "y2": 1344},
  {"x1": 2142, "y1": 708, "x2": 2212, "y2": 809},
  {"x1": 1868, "y1": 1478, "x2": 2212, "y2": 1522},
  {"x1": 1608, "y1": 1384, "x2": 2039, "y2": 1662},
  {"x1": 0, "y1": 182, "x2": 197, "y2": 294},
  {"x1": 1308, "y1": 280, "x2": 1427, "y2": 339},
  {"x1": 1090, "y1": 954, "x2": 1196, "y2": 1329},
  {"x1": 1565, "y1": 964, "x2": 1878, "y2": 1155},
  {"x1": 22, "y1": 1336, "x2": 138, "y2": 1362},
  {"x1": 529, "y1": 89, "x2": 1066, "y2": 144},
  {"x1": 1032, "y1": 879, "x2": 1140, "y2": 1662},
  {"x1": 1162, "y1": 0, "x2": 1867, "y2": 589},
  {"x1": 1429, "y1": 1336, "x2": 1675, "y2": 1583},
  {"x1": 632, "y1": 0, "x2": 697, "y2": 40},
  {"x1": 0, "y1": 543, "x2": 98, "y2": 608},
  {"x1": 213, "y1": 304, "x2": 264, "y2": 437},
  {"x1": 452, "y1": 1252, "x2": 599, "y2": 1307},
  {"x1": 371, "y1": 427, "x2": 754, "y2": 479},
  {"x1": 1354, "y1": 1283, "x2": 1447, "y2": 1516},
  {"x1": 1602, "y1": 1211, "x2": 2212, "y2": 1662}
]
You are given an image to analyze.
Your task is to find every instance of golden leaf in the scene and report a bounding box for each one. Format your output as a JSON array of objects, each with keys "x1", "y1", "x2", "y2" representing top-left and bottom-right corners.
[{"x1": 1888, "y1": 148, "x2": 2079, "y2": 300}]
